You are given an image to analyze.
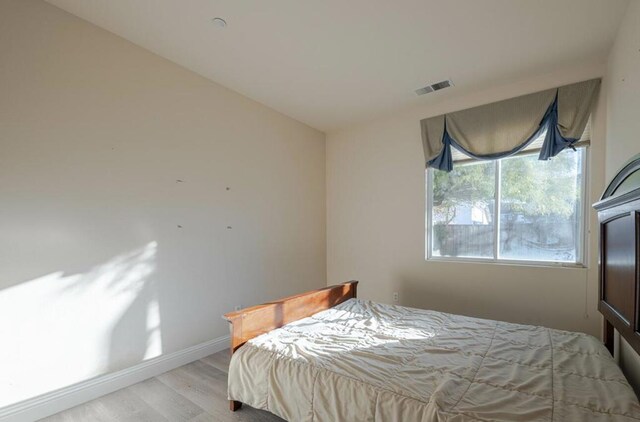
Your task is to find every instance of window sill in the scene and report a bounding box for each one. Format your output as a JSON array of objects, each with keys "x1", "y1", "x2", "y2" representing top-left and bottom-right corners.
[{"x1": 425, "y1": 256, "x2": 587, "y2": 269}]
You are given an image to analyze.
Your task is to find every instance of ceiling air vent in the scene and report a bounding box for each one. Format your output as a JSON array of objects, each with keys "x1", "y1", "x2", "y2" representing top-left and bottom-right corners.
[{"x1": 415, "y1": 79, "x2": 454, "y2": 96}]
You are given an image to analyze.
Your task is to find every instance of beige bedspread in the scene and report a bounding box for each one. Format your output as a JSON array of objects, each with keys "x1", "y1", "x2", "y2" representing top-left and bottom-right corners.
[{"x1": 228, "y1": 299, "x2": 640, "y2": 421}]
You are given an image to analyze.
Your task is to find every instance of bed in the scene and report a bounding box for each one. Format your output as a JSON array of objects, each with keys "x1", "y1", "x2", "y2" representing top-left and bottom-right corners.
[{"x1": 224, "y1": 155, "x2": 640, "y2": 422}]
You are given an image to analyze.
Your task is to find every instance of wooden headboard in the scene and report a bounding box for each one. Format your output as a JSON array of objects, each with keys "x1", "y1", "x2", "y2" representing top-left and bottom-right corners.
[
  {"x1": 223, "y1": 281, "x2": 358, "y2": 353},
  {"x1": 594, "y1": 154, "x2": 640, "y2": 355},
  {"x1": 222, "y1": 281, "x2": 358, "y2": 412}
]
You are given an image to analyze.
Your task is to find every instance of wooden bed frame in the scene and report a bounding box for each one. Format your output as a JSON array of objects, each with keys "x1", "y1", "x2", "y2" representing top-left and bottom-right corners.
[
  {"x1": 223, "y1": 280, "x2": 358, "y2": 411},
  {"x1": 221, "y1": 156, "x2": 640, "y2": 415},
  {"x1": 594, "y1": 154, "x2": 640, "y2": 356}
]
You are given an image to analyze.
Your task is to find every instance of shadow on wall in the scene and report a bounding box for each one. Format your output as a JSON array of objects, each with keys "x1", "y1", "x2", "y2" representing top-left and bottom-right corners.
[{"x1": 0, "y1": 242, "x2": 161, "y2": 408}]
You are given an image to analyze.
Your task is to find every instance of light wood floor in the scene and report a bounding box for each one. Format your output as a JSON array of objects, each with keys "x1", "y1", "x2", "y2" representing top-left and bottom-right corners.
[{"x1": 40, "y1": 350, "x2": 284, "y2": 422}]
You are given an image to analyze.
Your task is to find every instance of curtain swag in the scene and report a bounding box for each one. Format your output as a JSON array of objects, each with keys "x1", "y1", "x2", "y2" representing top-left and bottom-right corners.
[{"x1": 421, "y1": 78, "x2": 600, "y2": 172}]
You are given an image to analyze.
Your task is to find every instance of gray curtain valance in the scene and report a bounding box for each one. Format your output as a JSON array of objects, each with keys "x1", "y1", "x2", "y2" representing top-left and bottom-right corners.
[{"x1": 421, "y1": 78, "x2": 600, "y2": 171}]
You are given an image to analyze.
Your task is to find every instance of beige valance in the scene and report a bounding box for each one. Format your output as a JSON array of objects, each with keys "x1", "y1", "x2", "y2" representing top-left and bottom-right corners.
[{"x1": 421, "y1": 78, "x2": 600, "y2": 171}]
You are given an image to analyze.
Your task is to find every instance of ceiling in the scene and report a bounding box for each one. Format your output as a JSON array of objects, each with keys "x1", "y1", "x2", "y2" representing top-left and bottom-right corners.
[{"x1": 46, "y1": 0, "x2": 629, "y2": 132}]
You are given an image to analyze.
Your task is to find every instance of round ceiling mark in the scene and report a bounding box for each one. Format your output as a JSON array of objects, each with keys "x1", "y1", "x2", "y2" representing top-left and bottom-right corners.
[{"x1": 212, "y1": 17, "x2": 227, "y2": 28}]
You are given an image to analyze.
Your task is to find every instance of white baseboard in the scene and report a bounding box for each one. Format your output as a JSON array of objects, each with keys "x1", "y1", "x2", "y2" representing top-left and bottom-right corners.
[{"x1": 0, "y1": 335, "x2": 230, "y2": 422}]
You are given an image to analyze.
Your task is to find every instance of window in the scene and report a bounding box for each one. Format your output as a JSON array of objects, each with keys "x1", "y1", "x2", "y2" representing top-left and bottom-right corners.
[{"x1": 426, "y1": 147, "x2": 587, "y2": 266}]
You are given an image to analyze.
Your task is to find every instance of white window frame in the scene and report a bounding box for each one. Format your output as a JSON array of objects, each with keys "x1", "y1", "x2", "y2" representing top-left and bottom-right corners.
[{"x1": 425, "y1": 146, "x2": 589, "y2": 268}]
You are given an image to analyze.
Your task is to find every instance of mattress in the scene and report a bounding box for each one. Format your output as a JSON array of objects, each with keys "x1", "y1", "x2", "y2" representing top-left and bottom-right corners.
[{"x1": 228, "y1": 299, "x2": 640, "y2": 421}]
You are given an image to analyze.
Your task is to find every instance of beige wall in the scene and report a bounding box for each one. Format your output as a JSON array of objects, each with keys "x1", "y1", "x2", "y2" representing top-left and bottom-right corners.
[
  {"x1": 327, "y1": 61, "x2": 607, "y2": 337},
  {"x1": 0, "y1": 0, "x2": 326, "y2": 406},
  {"x1": 605, "y1": 0, "x2": 640, "y2": 181},
  {"x1": 604, "y1": 0, "x2": 640, "y2": 395}
]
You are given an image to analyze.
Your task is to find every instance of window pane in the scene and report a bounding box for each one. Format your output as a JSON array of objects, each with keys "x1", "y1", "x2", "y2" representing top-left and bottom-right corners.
[
  {"x1": 498, "y1": 149, "x2": 584, "y2": 263},
  {"x1": 431, "y1": 161, "x2": 495, "y2": 258}
]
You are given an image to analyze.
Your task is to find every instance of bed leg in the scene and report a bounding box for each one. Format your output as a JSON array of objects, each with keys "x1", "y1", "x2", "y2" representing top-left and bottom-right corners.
[{"x1": 230, "y1": 400, "x2": 242, "y2": 411}]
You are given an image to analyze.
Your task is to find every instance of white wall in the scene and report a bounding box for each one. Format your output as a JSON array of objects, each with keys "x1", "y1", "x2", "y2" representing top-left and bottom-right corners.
[
  {"x1": 327, "y1": 61, "x2": 607, "y2": 337},
  {"x1": 604, "y1": 0, "x2": 640, "y2": 395},
  {"x1": 0, "y1": 0, "x2": 326, "y2": 407}
]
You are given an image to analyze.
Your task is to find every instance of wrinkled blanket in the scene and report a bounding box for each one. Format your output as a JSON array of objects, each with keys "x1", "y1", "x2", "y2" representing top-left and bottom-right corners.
[{"x1": 229, "y1": 299, "x2": 640, "y2": 421}]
